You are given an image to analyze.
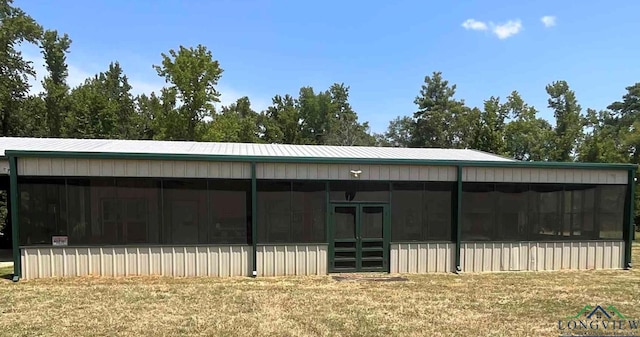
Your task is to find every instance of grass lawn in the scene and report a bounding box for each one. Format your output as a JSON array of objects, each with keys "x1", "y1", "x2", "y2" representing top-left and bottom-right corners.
[{"x1": 1, "y1": 246, "x2": 639, "y2": 337}]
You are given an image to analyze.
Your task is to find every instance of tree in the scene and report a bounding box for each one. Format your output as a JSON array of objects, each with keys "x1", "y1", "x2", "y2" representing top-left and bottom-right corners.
[
  {"x1": 412, "y1": 72, "x2": 467, "y2": 148},
  {"x1": 135, "y1": 92, "x2": 162, "y2": 140},
  {"x1": 376, "y1": 116, "x2": 413, "y2": 147},
  {"x1": 0, "y1": 0, "x2": 43, "y2": 135},
  {"x1": 503, "y1": 91, "x2": 553, "y2": 161},
  {"x1": 473, "y1": 97, "x2": 507, "y2": 154},
  {"x1": 297, "y1": 86, "x2": 331, "y2": 144},
  {"x1": 324, "y1": 83, "x2": 374, "y2": 146},
  {"x1": 145, "y1": 87, "x2": 181, "y2": 140},
  {"x1": 204, "y1": 96, "x2": 261, "y2": 143},
  {"x1": 606, "y1": 83, "x2": 640, "y2": 222},
  {"x1": 578, "y1": 108, "x2": 626, "y2": 163},
  {"x1": 608, "y1": 83, "x2": 640, "y2": 164},
  {"x1": 260, "y1": 94, "x2": 301, "y2": 144},
  {"x1": 153, "y1": 45, "x2": 223, "y2": 140},
  {"x1": 65, "y1": 62, "x2": 136, "y2": 138},
  {"x1": 40, "y1": 29, "x2": 71, "y2": 137},
  {"x1": 546, "y1": 81, "x2": 583, "y2": 161},
  {"x1": 16, "y1": 95, "x2": 47, "y2": 137}
]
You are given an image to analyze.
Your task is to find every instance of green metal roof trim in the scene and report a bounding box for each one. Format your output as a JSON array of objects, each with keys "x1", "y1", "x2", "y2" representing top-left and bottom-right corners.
[{"x1": 4, "y1": 149, "x2": 637, "y2": 170}]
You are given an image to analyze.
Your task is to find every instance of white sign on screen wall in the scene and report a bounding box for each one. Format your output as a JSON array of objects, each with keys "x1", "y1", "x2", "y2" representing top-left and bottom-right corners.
[{"x1": 52, "y1": 236, "x2": 68, "y2": 246}]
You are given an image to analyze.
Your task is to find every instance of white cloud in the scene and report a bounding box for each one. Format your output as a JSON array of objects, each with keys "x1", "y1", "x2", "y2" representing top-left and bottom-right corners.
[
  {"x1": 490, "y1": 20, "x2": 523, "y2": 39},
  {"x1": 461, "y1": 19, "x2": 488, "y2": 31},
  {"x1": 462, "y1": 18, "x2": 523, "y2": 39},
  {"x1": 541, "y1": 15, "x2": 556, "y2": 28}
]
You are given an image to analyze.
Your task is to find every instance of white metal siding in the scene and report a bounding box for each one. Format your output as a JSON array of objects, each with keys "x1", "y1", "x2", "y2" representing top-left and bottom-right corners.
[
  {"x1": 390, "y1": 243, "x2": 456, "y2": 273},
  {"x1": 20, "y1": 245, "x2": 252, "y2": 279},
  {"x1": 460, "y1": 241, "x2": 624, "y2": 272},
  {"x1": 256, "y1": 244, "x2": 328, "y2": 276},
  {"x1": 256, "y1": 163, "x2": 456, "y2": 181},
  {"x1": 463, "y1": 167, "x2": 627, "y2": 184},
  {"x1": 17, "y1": 158, "x2": 251, "y2": 178},
  {"x1": 0, "y1": 159, "x2": 8, "y2": 175}
]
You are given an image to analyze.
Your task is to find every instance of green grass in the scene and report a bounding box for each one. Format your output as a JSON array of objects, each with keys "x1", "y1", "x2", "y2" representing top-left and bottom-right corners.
[
  {"x1": 0, "y1": 246, "x2": 639, "y2": 337},
  {"x1": 0, "y1": 266, "x2": 12, "y2": 279}
]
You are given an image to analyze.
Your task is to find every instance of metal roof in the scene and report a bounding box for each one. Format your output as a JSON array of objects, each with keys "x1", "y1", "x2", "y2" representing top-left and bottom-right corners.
[{"x1": 0, "y1": 137, "x2": 514, "y2": 162}]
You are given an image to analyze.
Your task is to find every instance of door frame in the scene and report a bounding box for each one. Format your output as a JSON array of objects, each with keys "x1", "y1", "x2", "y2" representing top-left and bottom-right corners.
[{"x1": 328, "y1": 202, "x2": 390, "y2": 273}]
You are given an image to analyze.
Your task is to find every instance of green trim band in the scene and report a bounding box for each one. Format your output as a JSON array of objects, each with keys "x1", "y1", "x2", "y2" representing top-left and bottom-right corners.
[
  {"x1": 19, "y1": 244, "x2": 253, "y2": 249},
  {"x1": 9, "y1": 156, "x2": 20, "y2": 281},
  {"x1": 390, "y1": 241, "x2": 455, "y2": 244},
  {"x1": 256, "y1": 243, "x2": 330, "y2": 247},
  {"x1": 4, "y1": 150, "x2": 637, "y2": 170},
  {"x1": 460, "y1": 239, "x2": 626, "y2": 244}
]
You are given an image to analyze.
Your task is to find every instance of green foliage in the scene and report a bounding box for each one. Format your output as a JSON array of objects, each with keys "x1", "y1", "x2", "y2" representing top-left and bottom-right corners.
[
  {"x1": 503, "y1": 91, "x2": 553, "y2": 161},
  {"x1": 324, "y1": 83, "x2": 375, "y2": 146},
  {"x1": 412, "y1": 71, "x2": 468, "y2": 148},
  {"x1": 0, "y1": 0, "x2": 43, "y2": 135},
  {"x1": 474, "y1": 97, "x2": 508, "y2": 155},
  {"x1": 261, "y1": 94, "x2": 301, "y2": 144},
  {"x1": 376, "y1": 116, "x2": 413, "y2": 147},
  {"x1": 546, "y1": 81, "x2": 583, "y2": 161},
  {"x1": 578, "y1": 109, "x2": 627, "y2": 163},
  {"x1": 65, "y1": 62, "x2": 136, "y2": 139},
  {"x1": 41, "y1": 29, "x2": 71, "y2": 137},
  {"x1": 153, "y1": 45, "x2": 223, "y2": 140},
  {"x1": 297, "y1": 86, "x2": 332, "y2": 144},
  {"x1": 203, "y1": 97, "x2": 261, "y2": 143}
]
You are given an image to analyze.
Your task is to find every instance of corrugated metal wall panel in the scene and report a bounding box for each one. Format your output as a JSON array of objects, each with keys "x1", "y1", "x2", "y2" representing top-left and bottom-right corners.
[
  {"x1": 17, "y1": 158, "x2": 250, "y2": 178},
  {"x1": 462, "y1": 167, "x2": 627, "y2": 184},
  {"x1": 256, "y1": 163, "x2": 456, "y2": 181},
  {"x1": 0, "y1": 159, "x2": 9, "y2": 175},
  {"x1": 256, "y1": 244, "x2": 328, "y2": 276},
  {"x1": 21, "y1": 245, "x2": 252, "y2": 279},
  {"x1": 460, "y1": 241, "x2": 624, "y2": 272},
  {"x1": 389, "y1": 243, "x2": 456, "y2": 273}
]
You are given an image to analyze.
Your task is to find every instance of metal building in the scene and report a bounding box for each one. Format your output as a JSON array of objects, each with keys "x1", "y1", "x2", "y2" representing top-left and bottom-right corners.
[{"x1": 0, "y1": 137, "x2": 636, "y2": 280}]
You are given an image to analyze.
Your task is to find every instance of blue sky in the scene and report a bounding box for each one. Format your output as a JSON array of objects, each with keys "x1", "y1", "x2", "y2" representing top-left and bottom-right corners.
[{"x1": 19, "y1": 0, "x2": 640, "y2": 133}]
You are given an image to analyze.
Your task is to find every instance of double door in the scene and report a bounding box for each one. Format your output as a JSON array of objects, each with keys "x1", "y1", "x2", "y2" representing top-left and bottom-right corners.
[{"x1": 330, "y1": 204, "x2": 389, "y2": 272}]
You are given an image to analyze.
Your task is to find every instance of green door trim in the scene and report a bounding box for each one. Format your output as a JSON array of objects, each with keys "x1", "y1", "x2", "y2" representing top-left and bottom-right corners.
[{"x1": 328, "y1": 203, "x2": 389, "y2": 273}]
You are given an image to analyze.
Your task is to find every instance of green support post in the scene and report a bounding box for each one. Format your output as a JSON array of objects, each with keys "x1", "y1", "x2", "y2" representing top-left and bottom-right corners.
[
  {"x1": 9, "y1": 156, "x2": 20, "y2": 281},
  {"x1": 455, "y1": 165, "x2": 463, "y2": 273},
  {"x1": 325, "y1": 181, "x2": 331, "y2": 273},
  {"x1": 624, "y1": 168, "x2": 636, "y2": 269},
  {"x1": 251, "y1": 162, "x2": 257, "y2": 277}
]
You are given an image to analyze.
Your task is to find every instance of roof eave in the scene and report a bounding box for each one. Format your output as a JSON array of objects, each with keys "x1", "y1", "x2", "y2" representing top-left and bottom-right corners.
[{"x1": 4, "y1": 150, "x2": 637, "y2": 170}]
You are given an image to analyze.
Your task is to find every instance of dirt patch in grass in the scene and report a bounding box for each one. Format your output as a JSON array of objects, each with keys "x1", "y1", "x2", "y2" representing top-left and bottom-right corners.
[{"x1": 1, "y1": 246, "x2": 639, "y2": 337}]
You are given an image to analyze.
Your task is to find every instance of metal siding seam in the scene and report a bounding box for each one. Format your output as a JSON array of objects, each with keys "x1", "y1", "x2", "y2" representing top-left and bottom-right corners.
[
  {"x1": 37, "y1": 249, "x2": 42, "y2": 278},
  {"x1": 195, "y1": 247, "x2": 199, "y2": 276},
  {"x1": 183, "y1": 246, "x2": 187, "y2": 277},
  {"x1": 22, "y1": 249, "x2": 28, "y2": 279},
  {"x1": 75, "y1": 248, "x2": 79, "y2": 276},
  {"x1": 206, "y1": 247, "x2": 210, "y2": 276}
]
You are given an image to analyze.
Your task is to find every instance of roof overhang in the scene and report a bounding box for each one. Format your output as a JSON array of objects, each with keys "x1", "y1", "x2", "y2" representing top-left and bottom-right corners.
[{"x1": 4, "y1": 149, "x2": 637, "y2": 170}]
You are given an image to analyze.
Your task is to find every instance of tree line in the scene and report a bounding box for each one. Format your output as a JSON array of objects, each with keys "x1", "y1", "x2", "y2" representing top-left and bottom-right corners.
[{"x1": 1, "y1": 0, "x2": 639, "y2": 235}]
